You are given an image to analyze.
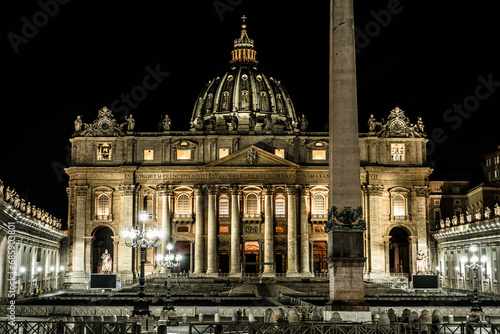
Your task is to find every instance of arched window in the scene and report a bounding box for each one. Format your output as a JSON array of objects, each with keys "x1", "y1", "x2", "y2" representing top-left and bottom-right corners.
[
  {"x1": 219, "y1": 195, "x2": 229, "y2": 218},
  {"x1": 312, "y1": 194, "x2": 326, "y2": 215},
  {"x1": 97, "y1": 194, "x2": 110, "y2": 219},
  {"x1": 246, "y1": 193, "x2": 258, "y2": 215},
  {"x1": 393, "y1": 194, "x2": 406, "y2": 218},
  {"x1": 275, "y1": 194, "x2": 285, "y2": 217},
  {"x1": 177, "y1": 194, "x2": 191, "y2": 215}
]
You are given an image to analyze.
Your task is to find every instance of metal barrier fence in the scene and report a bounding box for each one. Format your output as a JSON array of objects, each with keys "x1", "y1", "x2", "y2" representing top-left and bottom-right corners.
[
  {"x1": 0, "y1": 321, "x2": 137, "y2": 334},
  {"x1": 188, "y1": 322, "x2": 499, "y2": 334}
]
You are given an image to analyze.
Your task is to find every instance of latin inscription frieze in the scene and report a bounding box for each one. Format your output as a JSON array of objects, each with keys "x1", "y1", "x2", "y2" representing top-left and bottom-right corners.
[{"x1": 125, "y1": 173, "x2": 329, "y2": 180}]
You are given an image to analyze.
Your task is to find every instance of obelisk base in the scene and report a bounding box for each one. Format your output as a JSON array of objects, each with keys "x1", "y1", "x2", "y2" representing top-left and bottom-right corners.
[{"x1": 325, "y1": 257, "x2": 370, "y2": 322}]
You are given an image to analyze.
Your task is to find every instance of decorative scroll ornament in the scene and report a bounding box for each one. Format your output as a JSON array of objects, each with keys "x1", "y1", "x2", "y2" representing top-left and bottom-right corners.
[
  {"x1": 326, "y1": 206, "x2": 366, "y2": 231},
  {"x1": 73, "y1": 106, "x2": 128, "y2": 137},
  {"x1": 369, "y1": 106, "x2": 426, "y2": 138}
]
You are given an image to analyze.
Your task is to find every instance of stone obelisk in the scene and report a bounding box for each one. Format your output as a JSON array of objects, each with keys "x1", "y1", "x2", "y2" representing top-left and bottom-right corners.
[{"x1": 326, "y1": 0, "x2": 370, "y2": 321}]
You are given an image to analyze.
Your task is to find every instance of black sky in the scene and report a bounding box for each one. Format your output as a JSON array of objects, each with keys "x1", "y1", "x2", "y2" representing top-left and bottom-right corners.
[{"x1": 3, "y1": 0, "x2": 499, "y2": 221}]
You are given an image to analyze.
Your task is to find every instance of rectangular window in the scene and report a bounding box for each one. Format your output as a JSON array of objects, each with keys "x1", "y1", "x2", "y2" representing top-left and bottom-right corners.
[
  {"x1": 495, "y1": 156, "x2": 500, "y2": 164},
  {"x1": 433, "y1": 187, "x2": 440, "y2": 192},
  {"x1": 275, "y1": 149, "x2": 285, "y2": 158},
  {"x1": 312, "y1": 150, "x2": 326, "y2": 160},
  {"x1": 486, "y1": 158, "x2": 491, "y2": 166},
  {"x1": 275, "y1": 226, "x2": 285, "y2": 233},
  {"x1": 433, "y1": 199, "x2": 440, "y2": 205},
  {"x1": 97, "y1": 144, "x2": 112, "y2": 161},
  {"x1": 219, "y1": 226, "x2": 229, "y2": 233},
  {"x1": 453, "y1": 186, "x2": 460, "y2": 193},
  {"x1": 454, "y1": 199, "x2": 462, "y2": 205},
  {"x1": 219, "y1": 148, "x2": 230, "y2": 159},
  {"x1": 391, "y1": 143, "x2": 405, "y2": 161},
  {"x1": 495, "y1": 170, "x2": 500, "y2": 178},
  {"x1": 36, "y1": 247, "x2": 42, "y2": 262},
  {"x1": 177, "y1": 226, "x2": 189, "y2": 233},
  {"x1": 144, "y1": 149, "x2": 154, "y2": 161},
  {"x1": 177, "y1": 149, "x2": 192, "y2": 160}
]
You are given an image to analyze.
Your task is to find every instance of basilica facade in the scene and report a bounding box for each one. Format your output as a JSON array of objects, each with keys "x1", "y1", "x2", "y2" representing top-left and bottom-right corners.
[{"x1": 64, "y1": 23, "x2": 432, "y2": 289}]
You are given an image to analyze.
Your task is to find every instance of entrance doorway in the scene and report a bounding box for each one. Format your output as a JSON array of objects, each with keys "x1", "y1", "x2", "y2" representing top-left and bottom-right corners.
[
  {"x1": 275, "y1": 252, "x2": 285, "y2": 273},
  {"x1": 219, "y1": 253, "x2": 229, "y2": 273},
  {"x1": 92, "y1": 226, "x2": 114, "y2": 273},
  {"x1": 389, "y1": 227, "x2": 410, "y2": 274},
  {"x1": 313, "y1": 241, "x2": 328, "y2": 274},
  {"x1": 175, "y1": 241, "x2": 190, "y2": 274},
  {"x1": 244, "y1": 241, "x2": 259, "y2": 273}
]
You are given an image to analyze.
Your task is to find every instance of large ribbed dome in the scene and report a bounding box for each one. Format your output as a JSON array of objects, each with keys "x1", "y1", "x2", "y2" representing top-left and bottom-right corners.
[{"x1": 190, "y1": 21, "x2": 298, "y2": 133}]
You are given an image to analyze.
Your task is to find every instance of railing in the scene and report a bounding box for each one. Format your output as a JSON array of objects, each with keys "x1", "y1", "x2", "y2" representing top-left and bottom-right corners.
[
  {"x1": 0, "y1": 321, "x2": 137, "y2": 334},
  {"x1": 189, "y1": 322, "x2": 499, "y2": 334}
]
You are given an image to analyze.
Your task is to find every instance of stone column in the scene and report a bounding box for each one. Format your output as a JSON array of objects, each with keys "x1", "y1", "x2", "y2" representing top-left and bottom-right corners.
[
  {"x1": 414, "y1": 186, "x2": 429, "y2": 259},
  {"x1": 300, "y1": 187, "x2": 311, "y2": 275},
  {"x1": 112, "y1": 238, "x2": 119, "y2": 274},
  {"x1": 230, "y1": 185, "x2": 241, "y2": 276},
  {"x1": 364, "y1": 185, "x2": 384, "y2": 275},
  {"x1": 194, "y1": 186, "x2": 205, "y2": 274},
  {"x1": 69, "y1": 186, "x2": 88, "y2": 289},
  {"x1": 263, "y1": 186, "x2": 274, "y2": 276},
  {"x1": 0, "y1": 233, "x2": 7, "y2": 299},
  {"x1": 206, "y1": 185, "x2": 217, "y2": 275},
  {"x1": 85, "y1": 238, "x2": 93, "y2": 274},
  {"x1": 309, "y1": 241, "x2": 315, "y2": 275},
  {"x1": 118, "y1": 184, "x2": 136, "y2": 282},
  {"x1": 157, "y1": 184, "x2": 173, "y2": 245},
  {"x1": 286, "y1": 185, "x2": 298, "y2": 275},
  {"x1": 189, "y1": 241, "x2": 194, "y2": 274},
  {"x1": 408, "y1": 236, "x2": 418, "y2": 277}
]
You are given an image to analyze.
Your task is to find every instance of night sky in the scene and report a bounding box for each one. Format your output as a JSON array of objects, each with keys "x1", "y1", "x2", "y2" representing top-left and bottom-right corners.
[{"x1": 3, "y1": 0, "x2": 499, "y2": 222}]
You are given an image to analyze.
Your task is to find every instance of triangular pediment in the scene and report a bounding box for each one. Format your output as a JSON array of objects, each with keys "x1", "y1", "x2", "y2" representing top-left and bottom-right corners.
[{"x1": 205, "y1": 145, "x2": 299, "y2": 168}]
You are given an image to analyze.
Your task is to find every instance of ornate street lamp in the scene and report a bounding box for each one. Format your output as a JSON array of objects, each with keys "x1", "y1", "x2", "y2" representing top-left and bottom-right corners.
[
  {"x1": 462, "y1": 245, "x2": 487, "y2": 321},
  {"x1": 121, "y1": 212, "x2": 162, "y2": 316},
  {"x1": 156, "y1": 243, "x2": 182, "y2": 322}
]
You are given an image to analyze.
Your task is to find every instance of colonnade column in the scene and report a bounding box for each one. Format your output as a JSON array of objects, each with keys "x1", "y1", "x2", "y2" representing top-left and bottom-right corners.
[
  {"x1": 189, "y1": 241, "x2": 194, "y2": 274},
  {"x1": 300, "y1": 186, "x2": 310, "y2": 275},
  {"x1": 263, "y1": 186, "x2": 274, "y2": 275},
  {"x1": 118, "y1": 185, "x2": 136, "y2": 282},
  {"x1": 0, "y1": 232, "x2": 7, "y2": 298},
  {"x1": 157, "y1": 184, "x2": 173, "y2": 274},
  {"x1": 194, "y1": 186, "x2": 205, "y2": 274},
  {"x1": 364, "y1": 185, "x2": 384, "y2": 274},
  {"x1": 206, "y1": 185, "x2": 217, "y2": 275},
  {"x1": 286, "y1": 185, "x2": 298, "y2": 275},
  {"x1": 157, "y1": 184, "x2": 173, "y2": 245},
  {"x1": 230, "y1": 185, "x2": 241, "y2": 276}
]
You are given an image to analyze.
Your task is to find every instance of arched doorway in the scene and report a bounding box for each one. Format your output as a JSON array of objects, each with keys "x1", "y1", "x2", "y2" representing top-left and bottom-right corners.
[
  {"x1": 92, "y1": 226, "x2": 114, "y2": 273},
  {"x1": 389, "y1": 227, "x2": 410, "y2": 274},
  {"x1": 244, "y1": 241, "x2": 259, "y2": 273}
]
